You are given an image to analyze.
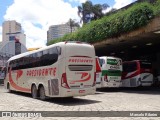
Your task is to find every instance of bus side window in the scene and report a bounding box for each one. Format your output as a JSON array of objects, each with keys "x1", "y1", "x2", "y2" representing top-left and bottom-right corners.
[
  {"x1": 99, "y1": 58, "x2": 104, "y2": 67},
  {"x1": 56, "y1": 46, "x2": 61, "y2": 55},
  {"x1": 37, "y1": 51, "x2": 43, "y2": 67},
  {"x1": 32, "y1": 53, "x2": 38, "y2": 67},
  {"x1": 11, "y1": 60, "x2": 15, "y2": 70},
  {"x1": 48, "y1": 47, "x2": 58, "y2": 65},
  {"x1": 41, "y1": 50, "x2": 49, "y2": 66}
]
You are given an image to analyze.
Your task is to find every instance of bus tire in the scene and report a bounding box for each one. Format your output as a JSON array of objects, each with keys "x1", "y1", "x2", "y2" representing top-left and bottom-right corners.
[
  {"x1": 39, "y1": 86, "x2": 46, "y2": 100},
  {"x1": 7, "y1": 83, "x2": 12, "y2": 93},
  {"x1": 31, "y1": 85, "x2": 38, "y2": 99}
]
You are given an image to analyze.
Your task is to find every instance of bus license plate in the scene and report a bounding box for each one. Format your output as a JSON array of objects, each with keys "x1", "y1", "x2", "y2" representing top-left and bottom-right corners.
[
  {"x1": 96, "y1": 74, "x2": 99, "y2": 78},
  {"x1": 79, "y1": 90, "x2": 85, "y2": 93}
]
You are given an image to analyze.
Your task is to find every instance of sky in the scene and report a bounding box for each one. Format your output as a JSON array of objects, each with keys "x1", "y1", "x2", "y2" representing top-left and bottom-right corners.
[{"x1": 0, "y1": 0, "x2": 136, "y2": 48}]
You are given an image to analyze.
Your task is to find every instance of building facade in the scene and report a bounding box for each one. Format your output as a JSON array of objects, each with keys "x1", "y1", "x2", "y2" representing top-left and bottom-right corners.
[
  {"x1": 47, "y1": 23, "x2": 78, "y2": 43},
  {"x1": 0, "y1": 20, "x2": 28, "y2": 66},
  {"x1": 2, "y1": 20, "x2": 26, "y2": 46}
]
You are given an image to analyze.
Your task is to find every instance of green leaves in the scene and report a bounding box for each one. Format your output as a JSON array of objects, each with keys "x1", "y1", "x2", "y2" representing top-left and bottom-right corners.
[
  {"x1": 153, "y1": 0, "x2": 160, "y2": 15},
  {"x1": 47, "y1": 1, "x2": 159, "y2": 45}
]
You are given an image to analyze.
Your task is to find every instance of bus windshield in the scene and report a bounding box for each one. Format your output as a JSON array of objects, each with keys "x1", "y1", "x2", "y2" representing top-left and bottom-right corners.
[
  {"x1": 123, "y1": 62, "x2": 137, "y2": 72},
  {"x1": 99, "y1": 58, "x2": 105, "y2": 67}
]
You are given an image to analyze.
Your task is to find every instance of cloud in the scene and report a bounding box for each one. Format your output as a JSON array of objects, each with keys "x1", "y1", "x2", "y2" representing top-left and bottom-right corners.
[
  {"x1": 3, "y1": 0, "x2": 137, "y2": 48},
  {"x1": 0, "y1": 26, "x2": 2, "y2": 42},
  {"x1": 113, "y1": 0, "x2": 136, "y2": 9},
  {"x1": 103, "y1": 0, "x2": 136, "y2": 14},
  {"x1": 4, "y1": 0, "x2": 79, "y2": 48},
  {"x1": 69, "y1": 0, "x2": 87, "y2": 3}
]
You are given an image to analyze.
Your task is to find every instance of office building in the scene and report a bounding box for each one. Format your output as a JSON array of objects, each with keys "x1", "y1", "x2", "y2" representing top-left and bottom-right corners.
[
  {"x1": 0, "y1": 20, "x2": 27, "y2": 66},
  {"x1": 47, "y1": 23, "x2": 78, "y2": 43},
  {"x1": 2, "y1": 20, "x2": 26, "y2": 46}
]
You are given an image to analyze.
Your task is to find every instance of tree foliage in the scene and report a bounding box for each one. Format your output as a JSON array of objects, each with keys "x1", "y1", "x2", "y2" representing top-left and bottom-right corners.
[
  {"x1": 47, "y1": 1, "x2": 159, "y2": 45},
  {"x1": 67, "y1": 19, "x2": 80, "y2": 33},
  {"x1": 153, "y1": 0, "x2": 160, "y2": 15},
  {"x1": 78, "y1": 1, "x2": 109, "y2": 24}
]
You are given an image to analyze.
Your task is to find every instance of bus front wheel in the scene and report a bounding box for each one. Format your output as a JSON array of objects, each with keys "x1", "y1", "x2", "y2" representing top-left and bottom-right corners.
[
  {"x1": 7, "y1": 83, "x2": 12, "y2": 93},
  {"x1": 39, "y1": 86, "x2": 46, "y2": 100},
  {"x1": 31, "y1": 85, "x2": 38, "y2": 99}
]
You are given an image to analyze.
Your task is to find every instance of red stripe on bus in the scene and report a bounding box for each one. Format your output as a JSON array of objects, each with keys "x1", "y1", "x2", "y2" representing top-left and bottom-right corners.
[
  {"x1": 16, "y1": 70, "x2": 23, "y2": 80},
  {"x1": 122, "y1": 71, "x2": 139, "y2": 79},
  {"x1": 72, "y1": 74, "x2": 91, "y2": 82},
  {"x1": 9, "y1": 69, "x2": 30, "y2": 92}
]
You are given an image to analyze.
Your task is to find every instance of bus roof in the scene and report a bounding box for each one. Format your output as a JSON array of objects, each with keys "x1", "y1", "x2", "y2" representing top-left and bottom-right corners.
[
  {"x1": 7, "y1": 41, "x2": 92, "y2": 62},
  {"x1": 7, "y1": 42, "x2": 64, "y2": 62}
]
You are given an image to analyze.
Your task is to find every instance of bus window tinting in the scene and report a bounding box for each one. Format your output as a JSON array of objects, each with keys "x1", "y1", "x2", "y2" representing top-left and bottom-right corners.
[
  {"x1": 123, "y1": 62, "x2": 137, "y2": 72},
  {"x1": 99, "y1": 58, "x2": 105, "y2": 67},
  {"x1": 9, "y1": 47, "x2": 59, "y2": 70},
  {"x1": 140, "y1": 61, "x2": 152, "y2": 69}
]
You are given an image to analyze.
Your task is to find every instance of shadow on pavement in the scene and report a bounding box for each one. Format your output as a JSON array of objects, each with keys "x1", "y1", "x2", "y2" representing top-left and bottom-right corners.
[
  {"x1": 46, "y1": 97, "x2": 101, "y2": 106},
  {"x1": 97, "y1": 88, "x2": 123, "y2": 92},
  {"x1": 6, "y1": 91, "x2": 101, "y2": 106},
  {"x1": 119, "y1": 87, "x2": 160, "y2": 95},
  {"x1": 97, "y1": 86, "x2": 160, "y2": 95},
  {"x1": 94, "y1": 91, "x2": 105, "y2": 95}
]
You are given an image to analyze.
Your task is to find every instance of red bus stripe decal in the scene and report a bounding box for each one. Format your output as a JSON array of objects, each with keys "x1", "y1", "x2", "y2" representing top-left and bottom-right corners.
[
  {"x1": 72, "y1": 74, "x2": 91, "y2": 82},
  {"x1": 9, "y1": 69, "x2": 30, "y2": 92}
]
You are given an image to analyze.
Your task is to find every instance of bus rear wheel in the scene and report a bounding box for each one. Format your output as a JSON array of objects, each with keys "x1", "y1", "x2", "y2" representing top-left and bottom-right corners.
[
  {"x1": 31, "y1": 85, "x2": 38, "y2": 99},
  {"x1": 39, "y1": 86, "x2": 46, "y2": 100}
]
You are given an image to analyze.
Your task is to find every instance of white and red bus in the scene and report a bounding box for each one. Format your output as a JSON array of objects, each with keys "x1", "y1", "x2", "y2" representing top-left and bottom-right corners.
[
  {"x1": 122, "y1": 60, "x2": 153, "y2": 87},
  {"x1": 95, "y1": 56, "x2": 102, "y2": 88},
  {"x1": 4, "y1": 41, "x2": 96, "y2": 100}
]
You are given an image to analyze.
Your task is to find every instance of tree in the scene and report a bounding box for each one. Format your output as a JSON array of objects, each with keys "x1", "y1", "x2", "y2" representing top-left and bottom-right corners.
[
  {"x1": 92, "y1": 4, "x2": 103, "y2": 20},
  {"x1": 67, "y1": 19, "x2": 80, "y2": 33},
  {"x1": 78, "y1": 1, "x2": 93, "y2": 24},
  {"x1": 78, "y1": 1, "x2": 109, "y2": 24}
]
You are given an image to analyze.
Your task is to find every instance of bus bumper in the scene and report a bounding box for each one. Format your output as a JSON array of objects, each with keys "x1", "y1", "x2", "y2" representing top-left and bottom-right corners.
[
  {"x1": 102, "y1": 81, "x2": 122, "y2": 88},
  {"x1": 50, "y1": 87, "x2": 96, "y2": 98},
  {"x1": 141, "y1": 81, "x2": 153, "y2": 86},
  {"x1": 96, "y1": 82, "x2": 102, "y2": 88}
]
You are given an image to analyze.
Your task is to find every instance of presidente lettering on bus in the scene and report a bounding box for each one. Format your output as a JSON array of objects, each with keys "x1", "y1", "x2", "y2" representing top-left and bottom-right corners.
[
  {"x1": 68, "y1": 58, "x2": 93, "y2": 63},
  {"x1": 26, "y1": 67, "x2": 56, "y2": 77}
]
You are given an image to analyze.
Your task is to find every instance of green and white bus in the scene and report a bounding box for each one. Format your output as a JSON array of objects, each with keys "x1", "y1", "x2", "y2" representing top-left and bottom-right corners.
[{"x1": 99, "y1": 56, "x2": 122, "y2": 88}]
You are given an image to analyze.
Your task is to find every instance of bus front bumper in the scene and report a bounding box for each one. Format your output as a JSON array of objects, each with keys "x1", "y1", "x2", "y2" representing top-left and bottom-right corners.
[{"x1": 102, "y1": 81, "x2": 122, "y2": 88}]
